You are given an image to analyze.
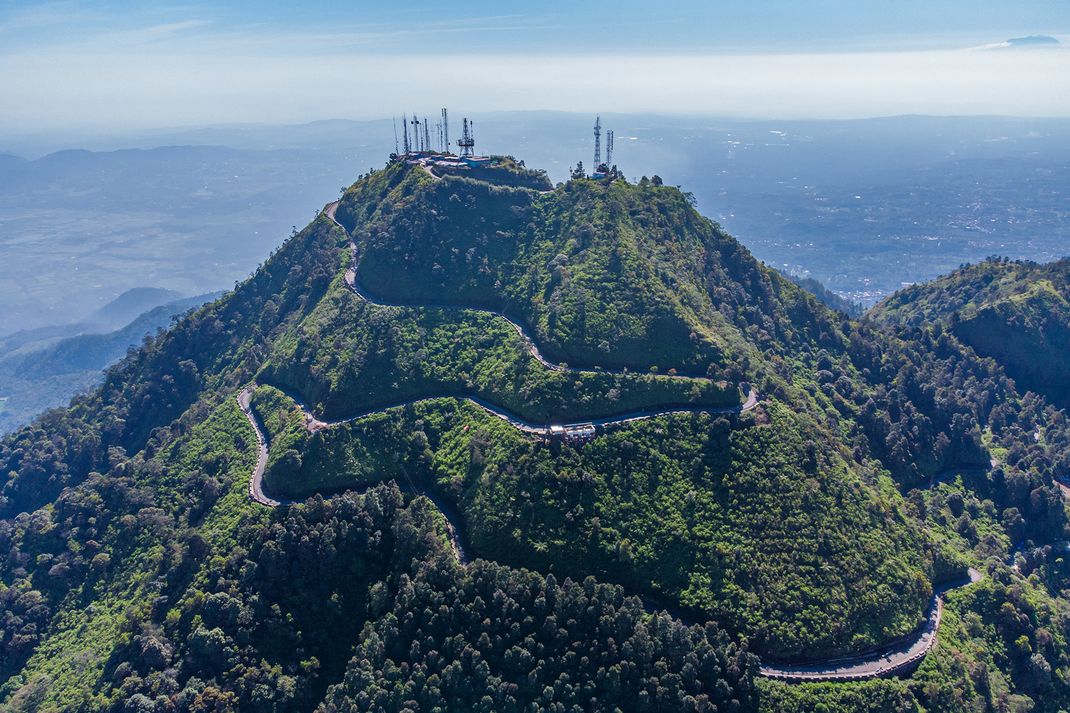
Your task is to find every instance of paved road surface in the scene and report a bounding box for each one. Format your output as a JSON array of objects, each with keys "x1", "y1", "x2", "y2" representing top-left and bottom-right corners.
[
  {"x1": 285, "y1": 383, "x2": 757, "y2": 437},
  {"x1": 327, "y1": 200, "x2": 713, "y2": 382},
  {"x1": 759, "y1": 568, "x2": 982, "y2": 681},
  {"x1": 237, "y1": 385, "x2": 469, "y2": 562},
  {"x1": 236, "y1": 388, "x2": 285, "y2": 507},
  {"x1": 228, "y1": 197, "x2": 1011, "y2": 683},
  {"x1": 237, "y1": 383, "x2": 984, "y2": 683}
]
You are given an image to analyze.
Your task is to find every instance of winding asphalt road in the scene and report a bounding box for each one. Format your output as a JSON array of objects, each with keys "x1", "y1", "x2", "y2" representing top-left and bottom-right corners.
[
  {"x1": 230, "y1": 195, "x2": 1001, "y2": 684},
  {"x1": 236, "y1": 381, "x2": 987, "y2": 682},
  {"x1": 290, "y1": 385, "x2": 757, "y2": 436},
  {"x1": 328, "y1": 200, "x2": 710, "y2": 381},
  {"x1": 758, "y1": 568, "x2": 983, "y2": 681},
  {"x1": 237, "y1": 386, "x2": 469, "y2": 563}
]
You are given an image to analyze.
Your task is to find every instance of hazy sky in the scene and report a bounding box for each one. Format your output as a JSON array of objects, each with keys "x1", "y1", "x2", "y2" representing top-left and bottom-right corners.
[{"x1": 1, "y1": 0, "x2": 1068, "y2": 133}]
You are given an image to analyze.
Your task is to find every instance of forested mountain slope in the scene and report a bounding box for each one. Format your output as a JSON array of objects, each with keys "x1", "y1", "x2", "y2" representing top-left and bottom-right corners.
[
  {"x1": 0, "y1": 158, "x2": 1067, "y2": 712},
  {"x1": 872, "y1": 257, "x2": 1070, "y2": 408}
]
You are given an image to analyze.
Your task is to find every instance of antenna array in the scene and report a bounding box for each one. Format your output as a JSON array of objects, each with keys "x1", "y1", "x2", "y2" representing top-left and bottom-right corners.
[{"x1": 410, "y1": 115, "x2": 421, "y2": 151}]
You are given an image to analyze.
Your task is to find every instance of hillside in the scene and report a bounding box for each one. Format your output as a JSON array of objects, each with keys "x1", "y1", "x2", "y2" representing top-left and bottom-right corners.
[
  {"x1": 0, "y1": 157, "x2": 1067, "y2": 712},
  {"x1": 872, "y1": 258, "x2": 1070, "y2": 407},
  {"x1": 0, "y1": 292, "x2": 221, "y2": 434}
]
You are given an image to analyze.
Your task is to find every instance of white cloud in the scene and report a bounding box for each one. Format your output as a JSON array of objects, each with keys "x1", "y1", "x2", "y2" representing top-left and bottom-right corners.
[{"x1": 1, "y1": 29, "x2": 1068, "y2": 132}]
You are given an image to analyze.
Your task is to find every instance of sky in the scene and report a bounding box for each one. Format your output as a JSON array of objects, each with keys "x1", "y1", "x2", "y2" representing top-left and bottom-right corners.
[{"x1": 1, "y1": 0, "x2": 1068, "y2": 134}]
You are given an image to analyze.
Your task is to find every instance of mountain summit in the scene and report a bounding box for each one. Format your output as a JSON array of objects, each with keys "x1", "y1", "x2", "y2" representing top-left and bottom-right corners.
[{"x1": 0, "y1": 155, "x2": 1068, "y2": 712}]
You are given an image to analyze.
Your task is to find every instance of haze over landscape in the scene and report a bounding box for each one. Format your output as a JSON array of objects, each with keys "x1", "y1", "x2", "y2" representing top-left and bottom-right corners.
[{"x1": 1, "y1": 2, "x2": 1069, "y2": 712}]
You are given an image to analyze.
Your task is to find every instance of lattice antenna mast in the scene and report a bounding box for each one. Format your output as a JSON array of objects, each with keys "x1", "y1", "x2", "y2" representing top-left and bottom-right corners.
[
  {"x1": 606, "y1": 130, "x2": 614, "y2": 168},
  {"x1": 423, "y1": 117, "x2": 431, "y2": 154},
  {"x1": 402, "y1": 114, "x2": 410, "y2": 154},
  {"x1": 441, "y1": 108, "x2": 449, "y2": 154},
  {"x1": 458, "y1": 118, "x2": 475, "y2": 157},
  {"x1": 593, "y1": 116, "x2": 602, "y2": 168},
  {"x1": 392, "y1": 116, "x2": 400, "y2": 155},
  {"x1": 411, "y1": 115, "x2": 421, "y2": 151}
]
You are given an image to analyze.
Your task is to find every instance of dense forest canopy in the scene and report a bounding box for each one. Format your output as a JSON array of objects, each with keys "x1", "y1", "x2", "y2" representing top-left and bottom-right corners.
[
  {"x1": 872, "y1": 257, "x2": 1070, "y2": 409},
  {"x1": 0, "y1": 157, "x2": 1067, "y2": 712}
]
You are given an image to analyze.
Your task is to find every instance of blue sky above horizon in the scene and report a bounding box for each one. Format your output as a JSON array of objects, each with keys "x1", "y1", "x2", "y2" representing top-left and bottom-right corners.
[{"x1": 1, "y1": 0, "x2": 1068, "y2": 133}]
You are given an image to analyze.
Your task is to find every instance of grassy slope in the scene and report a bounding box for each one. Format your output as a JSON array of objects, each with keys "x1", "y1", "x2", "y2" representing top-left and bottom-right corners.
[
  {"x1": 760, "y1": 475, "x2": 1070, "y2": 713},
  {"x1": 259, "y1": 264, "x2": 738, "y2": 423},
  {"x1": 255, "y1": 161, "x2": 934, "y2": 658},
  {"x1": 344, "y1": 167, "x2": 799, "y2": 376}
]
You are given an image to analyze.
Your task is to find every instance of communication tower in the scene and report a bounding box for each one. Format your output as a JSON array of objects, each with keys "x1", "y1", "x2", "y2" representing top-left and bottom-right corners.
[
  {"x1": 458, "y1": 118, "x2": 475, "y2": 157},
  {"x1": 606, "y1": 130, "x2": 614, "y2": 168},
  {"x1": 441, "y1": 108, "x2": 449, "y2": 153},
  {"x1": 593, "y1": 116, "x2": 602, "y2": 168},
  {"x1": 411, "y1": 115, "x2": 421, "y2": 151}
]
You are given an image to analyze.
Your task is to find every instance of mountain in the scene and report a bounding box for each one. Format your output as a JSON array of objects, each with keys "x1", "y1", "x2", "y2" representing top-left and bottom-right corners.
[
  {"x1": 872, "y1": 257, "x2": 1070, "y2": 407},
  {"x1": 5, "y1": 114, "x2": 1070, "y2": 331},
  {"x1": 0, "y1": 288, "x2": 188, "y2": 359},
  {"x1": 0, "y1": 144, "x2": 360, "y2": 336},
  {"x1": 783, "y1": 274, "x2": 864, "y2": 317},
  {"x1": 0, "y1": 292, "x2": 220, "y2": 434},
  {"x1": 84, "y1": 288, "x2": 185, "y2": 331},
  {"x1": 0, "y1": 157, "x2": 1068, "y2": 712}
]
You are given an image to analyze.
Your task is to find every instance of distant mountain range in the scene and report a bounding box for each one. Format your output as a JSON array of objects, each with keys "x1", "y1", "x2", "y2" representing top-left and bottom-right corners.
[
  {"x1": 975, "y1": 34, "x2": 1062, "y2": 50},
  {"x1": 0, "y1": 288, "x2": 220, "y2": 433},
  {"x1": 1004, "y1": 34, "x2": 1061, "y2": 48},
  {"x1": 1, "y1": 114, "x2": 1068, "y2": 336}
]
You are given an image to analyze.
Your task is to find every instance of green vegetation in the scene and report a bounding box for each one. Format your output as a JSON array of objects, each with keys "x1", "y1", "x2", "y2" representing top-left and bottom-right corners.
[
  {"x1": 759, "y1": 472, "x2": 1070, "y2": 713},
  {"x1": 320, "y1": 558, "x2": 757, "y2": 712},
  {"x1": 260, "y1": 274, "x2": 738, "y2": 423},
  {"x1": 0, "y1": 159, "x2": 1069, "y2": 711},
  {"x1": 342, "y1": 165, "x2": 821, "y2": 376},
  {"x1": 784, "y1": 273, "x2": 864, "y2": 317},
  {"x1": 0, "y1": 398, "x2": 759, "y2": 711},
  {"x1": 873, "y1": 257, "x2": 1070, "y2": 408},
  {"x1": 257, "y1": 386, "x2": 930, "y2": 659}
]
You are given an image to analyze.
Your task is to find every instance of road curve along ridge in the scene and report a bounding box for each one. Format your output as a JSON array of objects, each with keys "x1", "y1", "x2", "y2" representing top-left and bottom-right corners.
[{"x1": 230, "y1": 197, "x2": 989, "y2": 684}]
